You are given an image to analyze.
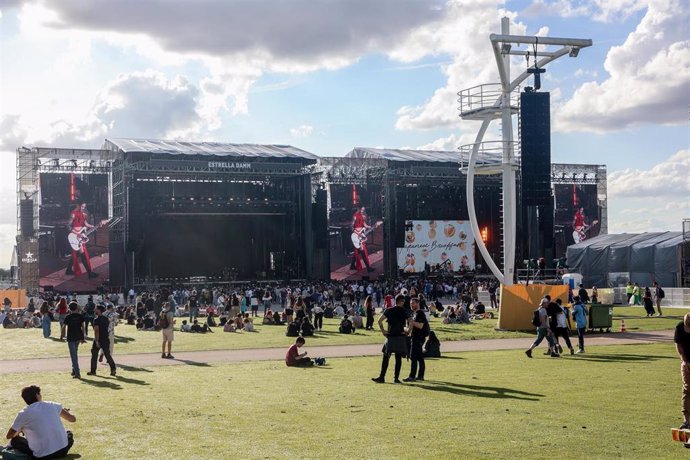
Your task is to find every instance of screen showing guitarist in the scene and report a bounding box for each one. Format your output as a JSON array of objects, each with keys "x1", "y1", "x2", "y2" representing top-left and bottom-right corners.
[
  {"x1": 572, "y1": 207, "x2": 598, "y2": 244},
  {"x1": 350, "y1": 206, "x2": 374, "y2": 273},
  {"x1": 65, "y1": 203, "x2": 98, "y2": 279}
]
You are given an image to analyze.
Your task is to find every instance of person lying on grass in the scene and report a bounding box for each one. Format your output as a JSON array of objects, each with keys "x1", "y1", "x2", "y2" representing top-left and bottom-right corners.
[{"x1": 285, "y1": 337, "x2": 313, "y2": 367}]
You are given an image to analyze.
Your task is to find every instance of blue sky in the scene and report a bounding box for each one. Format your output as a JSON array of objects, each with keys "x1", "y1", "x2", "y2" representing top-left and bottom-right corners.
[{"x1": 0, "y1": 0, "x2": 688, "y2": 266}]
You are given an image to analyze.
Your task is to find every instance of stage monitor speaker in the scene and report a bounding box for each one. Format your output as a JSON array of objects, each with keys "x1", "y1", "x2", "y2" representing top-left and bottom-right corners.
[
  {"x1": 313, "y1": 189, "x2": 328, "y2": 249},
  {"x1": 520, "y1": 91, "x2": 551, "y2": 207},
  {"x1": 20, "y1": 199, "x2": 34, "y2": 237}
]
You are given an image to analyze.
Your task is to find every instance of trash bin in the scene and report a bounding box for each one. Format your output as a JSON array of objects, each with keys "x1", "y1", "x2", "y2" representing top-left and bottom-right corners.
[{"x1": 588, "y1": 305, "x2": 613, "y2": 333}]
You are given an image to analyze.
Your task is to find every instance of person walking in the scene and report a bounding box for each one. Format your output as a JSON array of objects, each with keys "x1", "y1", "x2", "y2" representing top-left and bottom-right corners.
[
  {"x1": 653, "y1": 281, "x2": 664, "y2": 316},
  {"x1": 5, "y1": 385, "x2": 76, "y2": 459},
  {"x1": 571, "y1": 296, "x2": 588, "y2": 354},
  {"x1": 99, "y1": 304, "x2": 118, "y2": 363},
  {"x1": 552, "y1": 299, "x2": 575, "y2": 355},
  {"x1": 364, "y1": 295, "x2": 376, "y2": 330},
  {"x1": 39, "y1": 301, "x2": 52, "y2": 338},
  {"x1": 404, "y1": 297, "x2": 429, "y2": 382},
  {"x1": 632, "y1": 283, "x2": 641, "y2": 306},
  {"x1": 64, "y1": 302, "x2": 86, "y2": 379},
  {"x1": 525, "y1": 298, "x2": 558, "y2": 358},
  {"x1": 372, "y1": 294, "x2": 409, "y2": 384},
  {"x1": 675, "y1": 313, "x2": 690, "y2": 430},
  {"x1": 87, "y1": 305, "x2": 116, "y2": 377},
  {"x1": 160, "y1": 302, "x2": 175, "y2": 359}
]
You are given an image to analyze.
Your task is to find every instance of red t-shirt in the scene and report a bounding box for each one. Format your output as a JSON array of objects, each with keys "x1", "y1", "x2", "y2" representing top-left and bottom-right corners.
[
  {"x1": 71, "y1": 209, "x2": 86, "y2": 229},
  {"x1": 353, "y1": 212, "x2": 366, "y2": 229},
  {"x1": 573, "y1": 211, "x2": 584, "y2": 228},
  {"x1": 384, "y1": 294, "x2": 393, "y2": 308},
  {"x1": 285, "y1": 344, "x2": 299, "y2": 366}
]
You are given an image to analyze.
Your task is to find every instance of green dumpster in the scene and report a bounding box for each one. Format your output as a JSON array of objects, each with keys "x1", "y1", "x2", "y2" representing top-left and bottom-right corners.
[{"x1": 588, "y1": 305, "x2": 613, "y2": 333}]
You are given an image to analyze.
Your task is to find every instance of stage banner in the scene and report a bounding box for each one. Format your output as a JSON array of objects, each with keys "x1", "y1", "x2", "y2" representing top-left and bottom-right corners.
[{"x1": 397, "y1": 220, "x2": 475, "y2": 274}]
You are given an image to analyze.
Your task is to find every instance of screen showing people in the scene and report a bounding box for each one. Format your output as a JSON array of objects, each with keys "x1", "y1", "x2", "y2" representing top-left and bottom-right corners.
[
  {"x1": 329, "y1": 184, "x2": 384, "y2": 281},
  {"x1": 39, "y1": 173, "x2": 110, "y2": 291},
  {"x1": 554, "y1": 184, "x2": 602, "y2": 255},
  {"x1": 397, "y1": 220, "x2": 475, "y2": 274}
]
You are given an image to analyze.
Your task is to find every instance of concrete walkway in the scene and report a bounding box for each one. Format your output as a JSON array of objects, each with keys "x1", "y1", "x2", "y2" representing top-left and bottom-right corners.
[{"x1": 0, "y1": 329, "x2": 674, "y2": 375}]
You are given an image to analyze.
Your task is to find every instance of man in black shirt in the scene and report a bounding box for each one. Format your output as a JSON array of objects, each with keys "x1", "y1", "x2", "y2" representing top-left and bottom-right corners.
[
  {"x1": 372, "y1": 294, "x2": 409, "y2": 384},
  {"x1": 675, "y1": 313, "x2": 690, "y2": 429},
  {"x1": 404, "y1": 297, "x2": 429, "y2": 382},
  {"x1": 84, "y1": 296, "x2": 95, "y2": 337},
  {"x1": 64, "y1": 302, "x2": 86, "y2": 379},
  {"x1": 87, "y1": 305, "x2": 116, "y2": 377}
]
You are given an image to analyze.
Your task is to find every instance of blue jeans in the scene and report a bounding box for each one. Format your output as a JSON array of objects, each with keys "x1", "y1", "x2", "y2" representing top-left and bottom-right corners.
[
  {"x1": 68, "y1": 341, "x2": 80, "y2": 376},
  {"x1": 531, "y1": 327, "x2": 555, "y2": 350},
  {"x1": 42, "y1": 317, "x2": 51, "y2": 338}
]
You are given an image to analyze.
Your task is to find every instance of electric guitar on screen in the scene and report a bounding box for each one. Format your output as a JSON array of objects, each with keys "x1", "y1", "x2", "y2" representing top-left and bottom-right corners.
[
  {"x1": 351, "y1": 221, "x2": 383, "y2": 249},
  {"x1": 572, "y1": 220, "x2": 599, "y2": 244},
  {"x1": 68, "y1": 219, "x2": 109, "y2": 251}
]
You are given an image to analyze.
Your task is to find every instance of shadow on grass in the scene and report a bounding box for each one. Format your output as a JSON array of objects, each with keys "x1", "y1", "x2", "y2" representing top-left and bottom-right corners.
[
  {"x1": 114, "y1": 335, "x2": 135, "y2": 344},
  {"x1": 117, "y1": 364, "x2": 153, "y2": 373},
  {"x1": 173, "y1": 358, "x2": 212, "y2": 367},
  {"x1": 415, "y1": 381, "x2": 543, "y2": 401},
  {"x1": 436, "y1": 356, "x2": 463, "y2": 360},
  {"x1": 572, "y1": 353, "x2": 675, "y2": 363},
  {"x1": 79, "y1": 378, "x2": 122, "y2": 390},
  {"x1": 64, "y1": 454, "x2": 82, "y2": 459},
  {"x1": 111, "y1": 375, "x2": 150, "y2": 386}
]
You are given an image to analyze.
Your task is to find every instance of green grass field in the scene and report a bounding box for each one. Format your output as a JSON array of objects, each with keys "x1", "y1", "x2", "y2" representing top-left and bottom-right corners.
[
  {"x1": 0, "y1": 343, "x2": 683, "y2": 459},
  {"x1": 0, "y1": 307, "x2": 684, "y2": 360}
]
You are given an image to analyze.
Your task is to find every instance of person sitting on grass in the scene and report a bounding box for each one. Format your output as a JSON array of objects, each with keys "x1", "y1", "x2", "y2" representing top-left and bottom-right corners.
[
  {"x1": 143, "y1": 313, "x2": 156, "y2": 330},
  {"x1": 351, "y1": 311, "x2": 364, "y2": 330},
  {"x1": 323, "y1": 303, "x2": 334, "y2": 318},
  {"x1": 285, "y1": 337, "x2": 313, "y2": 367},
  {"x1": 334, "y1": 304, "x2": 345, "y2": 317},
  {"x1": 180, "y1": 320, "x2": 192, "y2": 332},
  {"x1": 300, "y1": 317, "x2": 315, "y2": 337},
  {"x1": 207, "y1": 312, "x2": 217, "y2": 328},
  {"x1": 286, "y1": 319, "x2": 300, "y2": 337},
  {"x1": 242, "y1": 314, "x2": 256, "y2": 332},
  {"x1": 223, "y1": 319, "x2": 237, "y2": 332},
  {"x1": 262, "y1": 310, "x2": 275, "y2": 325},
  {"x1": 234, "y1": 314, "x2": 244, "y2": 330},
  {"x1": 5, "y1": 385, "x2": 76, "y2": 459},
  {"x1": 190, "y1": 319, "x2": 213, "y2": 333},
  {"x1": 272, "y1": 310, "x2": 284, "y2": 326},
  {"x1": 423, "y1": 330, "x2": 441, "y2": 358},
  {"x1": 339, "y1": 316, "x2": 355, "y2": 334}
]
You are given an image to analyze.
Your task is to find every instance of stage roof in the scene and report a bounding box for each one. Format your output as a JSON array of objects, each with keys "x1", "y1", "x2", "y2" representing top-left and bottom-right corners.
[
  {"x1": 345, "y1": 147, "x2": 462, "y2": 163},
  {"x1": 105, "y1": 138, "x2": 319, "y2": 161}
]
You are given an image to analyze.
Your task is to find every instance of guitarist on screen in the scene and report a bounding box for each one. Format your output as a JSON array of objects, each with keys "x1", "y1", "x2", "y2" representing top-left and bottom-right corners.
[
  {"x1": 572, "y1": 207, "x2": 598, "y2": 244},
  {"x1": 65, "y1": 203, "x2": 98, "y2": 279},
  {"x1": 350, "y1": 206, "x2": 374, "y2": 273}
]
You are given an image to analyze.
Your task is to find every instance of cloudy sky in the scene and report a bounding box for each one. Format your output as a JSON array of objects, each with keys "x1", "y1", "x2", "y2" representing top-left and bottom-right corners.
[{"x1": 0, "y1": 0, "x2": 688, "y2": 266}]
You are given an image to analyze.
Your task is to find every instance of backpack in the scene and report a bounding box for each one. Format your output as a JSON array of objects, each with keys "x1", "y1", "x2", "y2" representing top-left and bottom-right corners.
[
  {"x1": 531, "y1": 309, "x2": 541, "y2": 328},
  {"x1": 658, "y1": 288, "x2": 665, "y2": 299},
  {"x1": 159, "y1": 311, "x2": 170, "y2": 329}
]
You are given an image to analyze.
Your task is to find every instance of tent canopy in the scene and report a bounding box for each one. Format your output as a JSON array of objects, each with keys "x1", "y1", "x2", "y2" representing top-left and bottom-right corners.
[{"x1": 566, "y1": 232, "x2": 683, "y2": 288}]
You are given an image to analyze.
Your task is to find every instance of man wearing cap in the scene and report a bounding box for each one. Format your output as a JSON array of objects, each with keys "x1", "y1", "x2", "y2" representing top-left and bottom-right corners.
[{"x1": 675, "y1": 313, "x2": 690, "y2": 430}]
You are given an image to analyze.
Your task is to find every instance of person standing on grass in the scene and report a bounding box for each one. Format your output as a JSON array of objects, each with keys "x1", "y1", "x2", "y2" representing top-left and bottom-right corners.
[
  {"x1": 625, "y1": 281, "x2": 633, "y2": 304},
  {"x1": 99, "y1": 304, "x2": 118, "y2": 364},
  {"x1": 40, "y1": 301, "x2": 52, "y2": 338},
  {"x1": 372, "y1": 294, "x2": 409, "y2": 384},
  {"x1": 571, "y1": 296, "x2": 588, "y2": 354},
  {"x1": 64, "y1": 302, "x2": 86, "y2": 379},
  {"x1": 160, "y1": 302, "x2": 175, "y2": 359},
  {"x1": 88, "y1": 305, "x2": 116, "y2": 377},
  {"x1": 632, "y1": 283, "x2": 641, "y2": 306},
  {"x1": 364, "y1": 295, "x2": 376, "y2": 330},
  {"x1": 552, "y1": 299, "x2": 575, "y2": 355},
  {"x1": 653, "y1": 281, "x2": 664, "y2": 317},
  {"x1": 525, "y1": 297, "x2": 557, "y2": 358},
  {"x1": 285, "y1": 337, "x2": 313, "y2": 367},
  {"x1": 404, "y1": 297, "x2": 429, "y2": 382},
  {"x1": 674, "y1": 313, "x2": 690, "y2": 430},
  {"x1": 6, "y1": 385, "x2": 76, "y2": 459}
]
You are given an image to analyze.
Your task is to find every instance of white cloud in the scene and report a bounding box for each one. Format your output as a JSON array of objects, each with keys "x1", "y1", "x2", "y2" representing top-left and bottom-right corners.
[
  {"x1": 522, "y1": 0, "x2": 646, "y2": 22},
  {"x1": 290, "y1": 124, "x2": 314, "y2": 138},
  {"x1": 608, "y1": 149, "x2": 690, "y2": 199},
  {"x1": 554, "y1": 0, "x2": 690, "y2": 132},
  {"x1": 0, "y1": 115, "x2": 28, "y2": 151}
]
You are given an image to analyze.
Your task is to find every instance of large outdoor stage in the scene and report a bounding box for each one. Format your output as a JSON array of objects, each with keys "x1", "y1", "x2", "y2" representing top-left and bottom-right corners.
[{"x1": 15, "y1": 139, "x2": 607, "y2": 293}]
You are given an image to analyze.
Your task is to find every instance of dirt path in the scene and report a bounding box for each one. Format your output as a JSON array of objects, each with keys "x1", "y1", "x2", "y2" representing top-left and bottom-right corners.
[{"x1": 0, "y1": 329, "x2": 674, "y2": 375}]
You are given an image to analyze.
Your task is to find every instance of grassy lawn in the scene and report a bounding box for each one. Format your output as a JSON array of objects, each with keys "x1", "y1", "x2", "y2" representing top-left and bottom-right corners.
[
  {"x1": 0, "y1": 307, "x2": 684, "y2": 360},
  {"x1": 0, "y1": 343, "x2": 682, "y2": 459}
]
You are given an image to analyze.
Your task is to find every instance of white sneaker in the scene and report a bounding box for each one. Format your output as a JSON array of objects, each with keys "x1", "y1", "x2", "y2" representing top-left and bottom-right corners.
[{"x1": 576, "y1": 349, "x2": 584, "y2": 354}]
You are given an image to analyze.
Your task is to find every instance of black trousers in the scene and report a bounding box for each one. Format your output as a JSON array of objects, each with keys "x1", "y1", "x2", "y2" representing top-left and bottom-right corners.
[
  {"x1": 553, "y1": 327, "x2": 573, "y2": 350},
  {"x1": 314, "y1": 313, "x2": 323, "y2": 329},
  {"x1": 378, "y1": 352, "x2": 403, "y2": 380},
  {"x1": 91, "y1": 341, "x2": 116, "y2": 373},
  {"x1": 577, "y1": 327, "x2": 586, "y2": 350},
  {"x1": 11, "y1": 431, "x2": 73, "y2": 459},
  {"x1": 409, "y1": 339, "x2": 425, "y2": 379},
  {"x1": 366, "y1": 313, "x2": 374, "y2": 330}
]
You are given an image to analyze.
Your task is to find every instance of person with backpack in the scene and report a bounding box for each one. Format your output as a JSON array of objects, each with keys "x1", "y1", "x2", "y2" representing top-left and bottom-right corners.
[
  {"x1": 160, "y1": 302, "x2": 175, "y2": 359},
  {"x1": 404, "y1": 297, "x2": 430, "y2": 382},
  {"x1": 654, "y1": 282, "x2": 664, "y2": 316},
  {"x1": 571, "y1": 296, "x2": 588, "y2": 353},
  {"x1": 525, "y1": 297, "x2": 557, "y2": 358}
]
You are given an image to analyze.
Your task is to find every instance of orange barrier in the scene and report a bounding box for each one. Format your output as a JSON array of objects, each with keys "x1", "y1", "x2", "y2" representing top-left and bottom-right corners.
[
  {"x1": 497, "y1": 284, "x2": 569, "y2": 330},
  {"x1": 0, "y1": 289, "x2": 27, "y2": 309}
]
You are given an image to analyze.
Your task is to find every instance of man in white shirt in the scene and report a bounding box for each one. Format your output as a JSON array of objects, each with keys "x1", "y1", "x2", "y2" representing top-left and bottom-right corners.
[{"x1": 6, "y1": 385, "x2": 76, "y2": 459}]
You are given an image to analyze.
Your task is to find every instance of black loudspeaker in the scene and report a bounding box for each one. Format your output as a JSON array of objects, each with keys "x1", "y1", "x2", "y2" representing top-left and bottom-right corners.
[
  {"x1": 520, "y1": 91, "x2": 551, "y2": 207},
  {"x1": 393, "y1": 187, "x2": 407, "y2": 247},
  {"x1": 313, "y1": 189, "x2": 328, "y2": 249},
  {"x1": 20, "y1": 199, "x2": 34, "y2": 237}
]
